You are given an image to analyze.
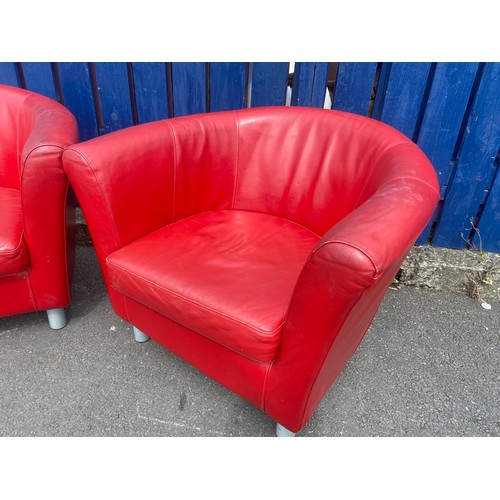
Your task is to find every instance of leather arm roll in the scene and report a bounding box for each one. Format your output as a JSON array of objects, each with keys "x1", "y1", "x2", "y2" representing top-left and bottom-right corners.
[
  {"x1": 62, "y1": 121, "x2": 176, "y2": 260},
  {"x1": 265, "y1": 142, "x2": 440, "y2": 431},
  {"x1": 317, "y1": 142, "x2": 440, "y2": 274},
  {"x1": 19, "y1": 106, "x2": 79, "y2": 310}
]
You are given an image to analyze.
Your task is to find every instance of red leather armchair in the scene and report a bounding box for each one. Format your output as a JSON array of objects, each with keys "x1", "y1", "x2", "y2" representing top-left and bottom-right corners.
[
  {"x1": 63, "y1": 106, "x2": 439, "y2": 435},
  {"x1": 0, "y1": 85, "x2": 78, "y2": 329}
]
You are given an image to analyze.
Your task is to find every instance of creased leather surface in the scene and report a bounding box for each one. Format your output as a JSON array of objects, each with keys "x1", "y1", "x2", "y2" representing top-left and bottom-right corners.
[
  {"x1": 234, "y1": 107, "x2": 411, "y2": 234},
  {"x1": 107, "y1": 210, "x2": 319, "y2": 362}
]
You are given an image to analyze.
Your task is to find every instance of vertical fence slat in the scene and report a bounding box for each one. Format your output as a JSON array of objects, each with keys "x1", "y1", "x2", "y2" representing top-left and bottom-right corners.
[
  {"x1": 171, "y1": 63, "x2": 206, "y2": 117},
  {"x1": 418, "y1": 63, "x2": 479, "y2": 196},
  {"x1": 433, "y1": 62, "x2": 500, "y2": 249},
  {"x1": 94, "y1": 62, "x2": 133, "y2": 134},
  {"x1": 332, "y1": 62, "x2": 377, "y2": 115},
  {"x1": 373, "y1": 62, "x2": 432, "y2": 139},
  {"x1": 250, "y1": 62, "x2": 288, "y2": 107},
  {"x1": 21, "y1": 62, "x2": 58, "y2": 101},
  {"x1": 132, "y1": 63, "x2": 169, "y2": 124},
  {"x1": 291, "y1": 62, "x2": 329, "y2": 108},
  {"x1": 209, "y1": 62, "x2": 247, "y2": 112},
  {"x1": 0, "y1": 63, "x2": 20, "y2": 86},
  {"x1": 476, "y1": 165, "x2": 500, "y2": 251},
  {"x1": 415, "y1": 62, "x2": 479, "y2": 244},
  {"x1": 58, "y1": 63, "x2": 99, "y2": 141}
]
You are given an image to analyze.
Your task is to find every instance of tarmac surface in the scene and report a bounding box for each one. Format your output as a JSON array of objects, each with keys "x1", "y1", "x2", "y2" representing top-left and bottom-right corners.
[{"x1": 0, "y1": 245, "x2": 498, "y2": 437}]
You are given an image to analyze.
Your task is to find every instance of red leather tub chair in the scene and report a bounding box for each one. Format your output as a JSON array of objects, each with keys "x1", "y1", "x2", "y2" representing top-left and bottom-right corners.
[
  {"x1": 63, "y1": 106, "x2": 439, "y2": 436},
  {"x1": 0, "y1": 85, "x2": 78, "y2": 329}
]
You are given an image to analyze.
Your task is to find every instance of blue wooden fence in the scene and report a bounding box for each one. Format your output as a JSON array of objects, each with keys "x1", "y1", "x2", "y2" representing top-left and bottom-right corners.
[{"x1": 1, "y1": 62, "x2": 499, "y2": 252}]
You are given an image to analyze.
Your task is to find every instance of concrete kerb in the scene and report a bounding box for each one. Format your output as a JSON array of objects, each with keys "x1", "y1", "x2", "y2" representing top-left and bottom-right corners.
[{"x1": 399, "y1": 245, "x2": 500, "y2": 304}]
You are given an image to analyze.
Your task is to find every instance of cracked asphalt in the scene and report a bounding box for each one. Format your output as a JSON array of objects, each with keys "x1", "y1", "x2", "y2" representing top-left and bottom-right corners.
[{"x1": 0, "y1": 245, "x2": 498, "y2": 437}]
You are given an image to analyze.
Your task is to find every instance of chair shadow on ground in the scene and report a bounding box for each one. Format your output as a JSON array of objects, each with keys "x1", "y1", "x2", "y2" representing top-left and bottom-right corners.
[{"x1": 67, "y1": 245, "x2": 109, "y2": 322}]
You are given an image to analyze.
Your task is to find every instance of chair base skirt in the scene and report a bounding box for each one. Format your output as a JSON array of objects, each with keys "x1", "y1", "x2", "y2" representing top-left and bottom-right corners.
[{"x1": 46, "y1": 308, "x2": 67, "y2": 330}]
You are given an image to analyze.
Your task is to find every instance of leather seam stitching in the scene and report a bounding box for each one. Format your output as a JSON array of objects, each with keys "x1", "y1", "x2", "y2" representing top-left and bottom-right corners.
[
  {"x1": 65, "y1": 148, "x2": 122, "y2": 251},
  {"x1": 106, "y1": 258, "x2": 285, "y2": 339},
  {"x1": 261, "y1": 362, "x2": 274, "y2": 412},
  {"x1": 0, "y1": 230, "x2": 26, "y2": 256},
  {"x1": 126, "y1": 294, "x2": 275, "y2": 364},
  {"x1": 165, "y1": 120, "x2": 177, "y2": 221},
  {"x1": 313, "y1": 239, "x2": 379, "y2": 275},
  {"x1": 62, "y1": 180, "x2": 71, "y2": 299},
  {"x1": 386, "y1": 175, "x2": 441, "y2": 194},
  {"x1": 0, "y1": 249, "x2": 26, "y2": 258},
  {"x1": 233, "y1": 110, "x2": 240, "y2": 210}
]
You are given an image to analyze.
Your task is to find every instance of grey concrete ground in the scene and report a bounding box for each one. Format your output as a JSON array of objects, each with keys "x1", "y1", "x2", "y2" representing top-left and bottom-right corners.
[{"x1": 0, "y1": 245, "x2": 498, "y2": 437}]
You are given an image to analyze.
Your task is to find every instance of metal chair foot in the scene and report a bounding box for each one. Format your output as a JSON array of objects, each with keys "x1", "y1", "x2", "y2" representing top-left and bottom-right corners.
[
  {"x1": 46, "y1": 308, "x2": 67, "y2": 330},
  {"x1": 276, "y1": 423, "x2": 296, "y2": 437},
  {"x1": 133, "y1": 326, "x2": 150, "y2": 343}
]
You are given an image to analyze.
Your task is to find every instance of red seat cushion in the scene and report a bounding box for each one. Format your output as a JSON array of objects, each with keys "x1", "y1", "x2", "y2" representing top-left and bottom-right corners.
[
  {"x1": 106, "y1": 210, "x2": 320, "y2": 362},
  {"x1": 0, "y1": 187, "x2": 29, "y2": 276}
]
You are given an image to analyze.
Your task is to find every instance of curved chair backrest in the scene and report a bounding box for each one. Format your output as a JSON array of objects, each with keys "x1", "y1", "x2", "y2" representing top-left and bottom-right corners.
[{"x1": 64, "y1": 106, "x2": 434, "y2": 252}]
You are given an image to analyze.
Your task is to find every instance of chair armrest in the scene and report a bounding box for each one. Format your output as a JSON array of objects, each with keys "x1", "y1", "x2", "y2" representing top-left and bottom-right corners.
[
  {"x1": 62, "y1": 120, "x2": 176, "y2": 260},
  {"x1": 20, "y1": 107, "x2": 79, "y2": 310},
  {"x1": 265, "y1": 142, "x2": 440, "y2": 431},
  {"x1": 317, "y1": 143, "x2": 440, "y2": 275}
]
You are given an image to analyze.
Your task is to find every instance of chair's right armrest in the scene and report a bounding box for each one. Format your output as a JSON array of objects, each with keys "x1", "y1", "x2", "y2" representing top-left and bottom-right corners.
[
  {"x1": 265, "y1": 142, "x2": 440, "y2": 432},
  {"x1": 62, "y1": 120, "x2": 176, "y2": 260}
]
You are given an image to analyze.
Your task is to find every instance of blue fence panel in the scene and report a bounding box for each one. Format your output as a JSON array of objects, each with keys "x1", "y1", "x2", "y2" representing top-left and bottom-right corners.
[
  {"x1": 0, "y1": 63, "x2": 20, "y2": 86},
  {"x1": 210, "y1": 62, "x2": 247, "y2": 112},
  {"x1": 250, "y1": 62, "x2": 288, "y2": 107},
  {"x1": 94, "y1": 62, "x2": 134, "y2": 134},
  {"x1": 417, "y1": 63, "x2": 479, "y2": 197},
  {"x1": 171, "y1": 62, "x2": 206, "y2": 117},
  {"x1": 2, "y1": 60, "x2": 499, "y2": 253},
  {"x1": 332, "y1": 62, "x2": 377, "y2": 115},
  {"x1": 21, "y1": 62, "x2": 59, "y2": 101},
  {"x1": 477, "y1": 163, "x2": 500, "y2": 252},
  {"x1": 290, "y1": 62, "x2": 329, "y2": 108},
  {"x1": 132, "y1": 62, "x2": 169, "y2": 124},
  {"x1": 415, "y1": 62, "x2": 480, "y2": 244},
  {"x1": 373, "y1": 62, "x2": 432, "y2": 140},
  {"x1": 433, "y1": 63, "x2": 500, "y2": 250},
  {"x1": 58, "y1": 62, "x2": 99, "y2": 141}
]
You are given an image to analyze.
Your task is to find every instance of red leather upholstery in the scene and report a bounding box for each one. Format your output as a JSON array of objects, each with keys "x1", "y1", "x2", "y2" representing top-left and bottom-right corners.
[
  {"x1": 63, "y1": 106, "x2": 439, "y2": 433},
  {"x1": 0, "y1": 85, "x2": 78, "y2": 318},
  {"x1": 107, "y1": 210, "x2": 320, "y2": 362},
  {"x1": 0, "y1": 188, "x2": 29, "y2": 275}
]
